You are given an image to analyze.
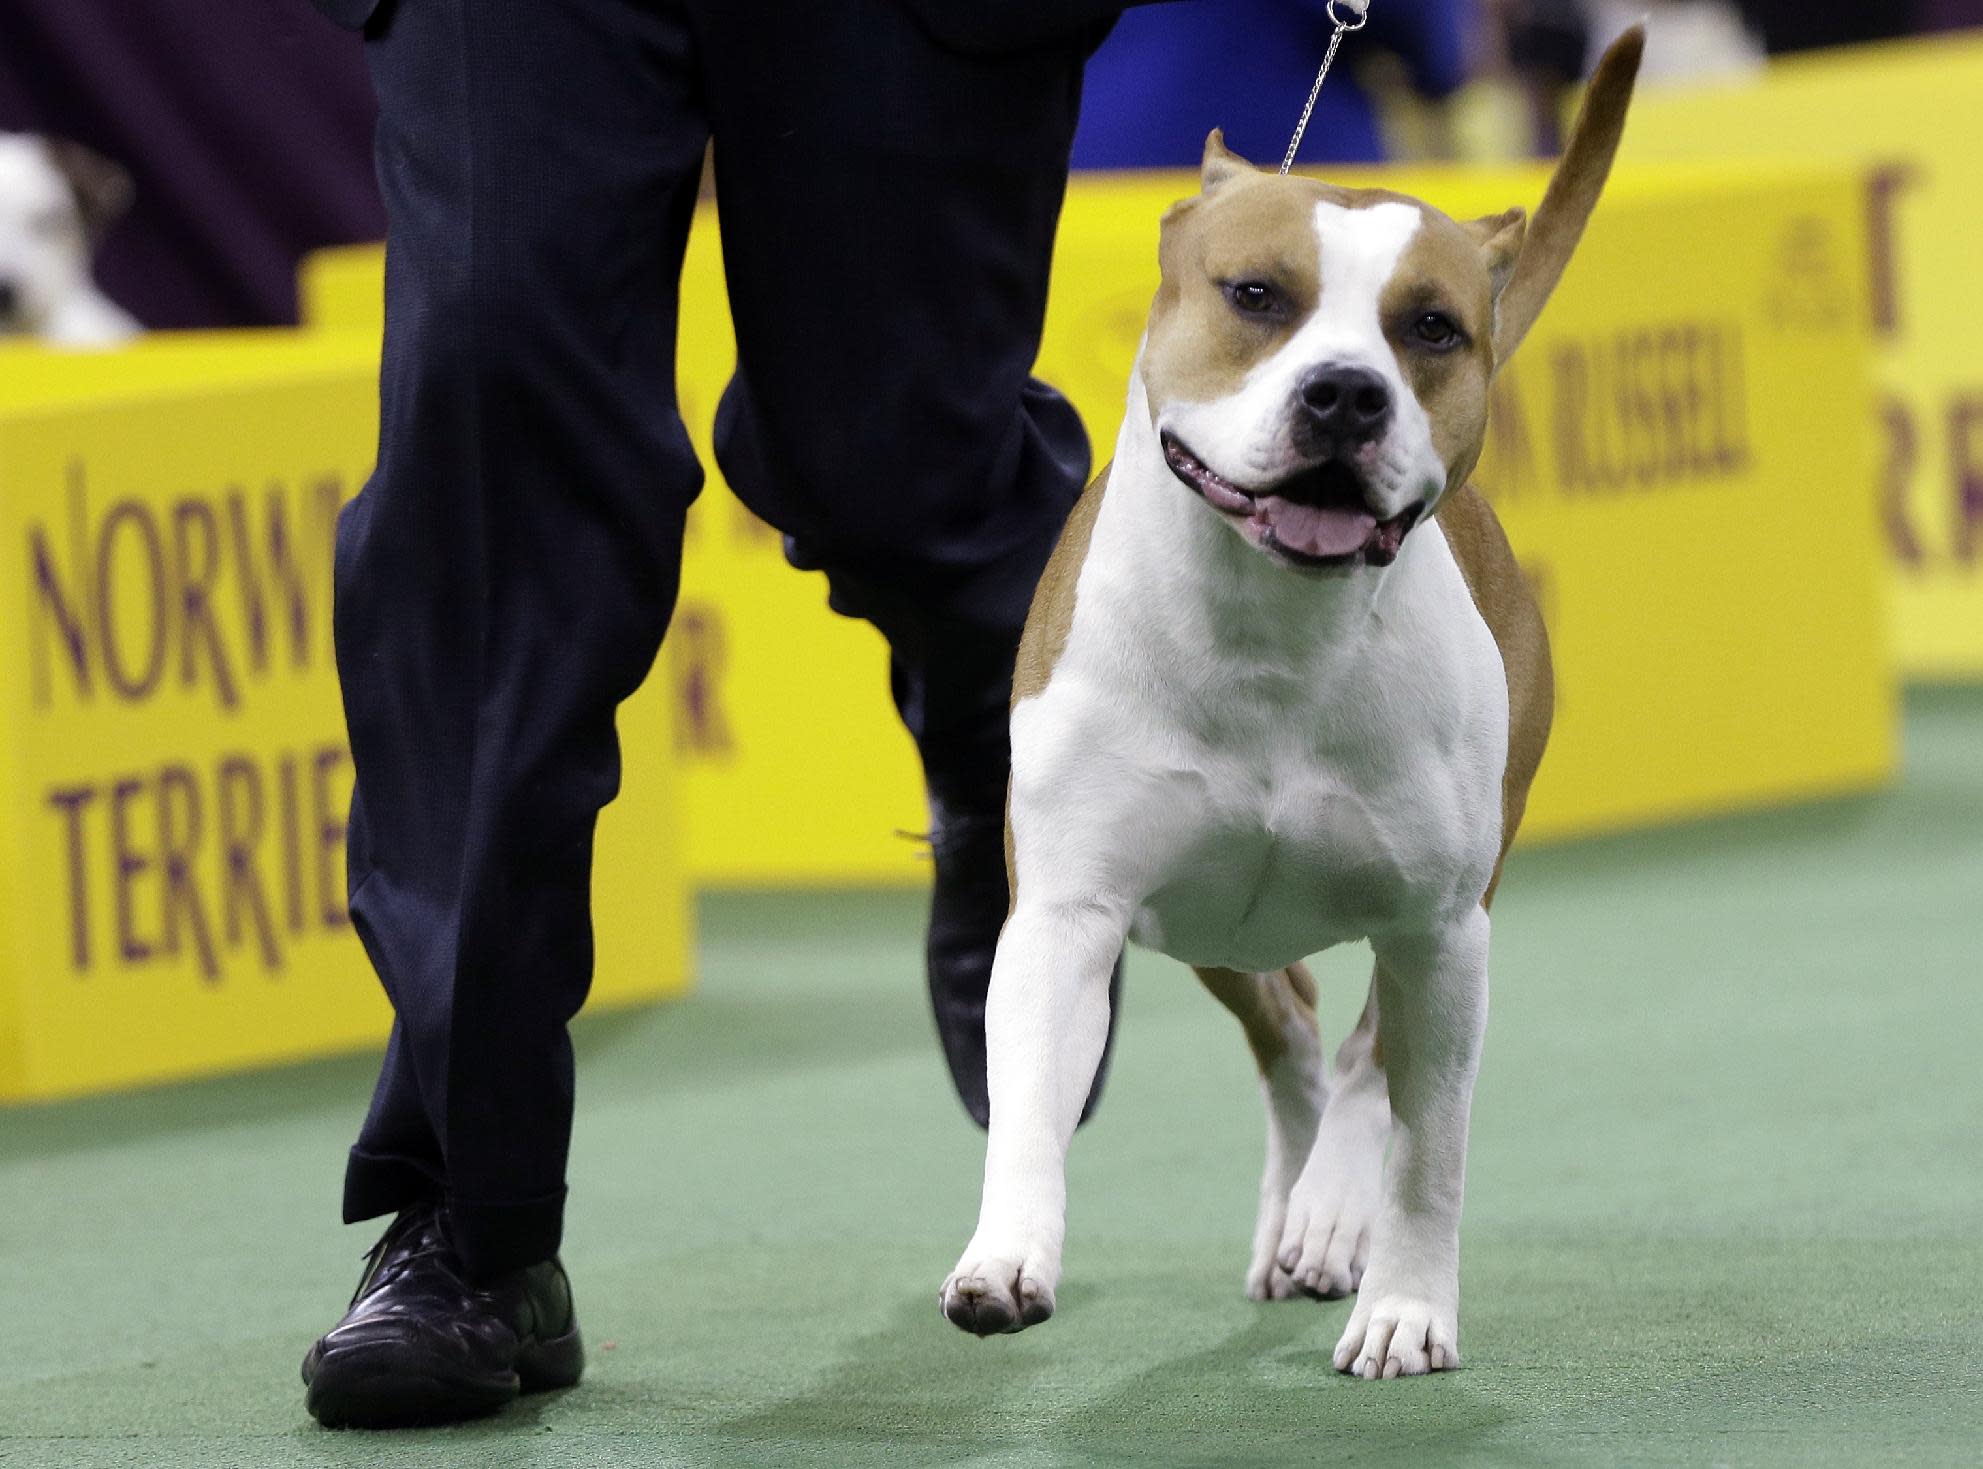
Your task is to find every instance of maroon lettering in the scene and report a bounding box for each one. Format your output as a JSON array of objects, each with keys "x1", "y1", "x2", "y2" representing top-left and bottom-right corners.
[
  {"x1": 217, "y1": 755, "x2": 282, "y2": 972},
  {"x1": 228, "y1": 483, "x2": 315, "y2": 675},
  {"x1": 1880, "y1": 397, "x2": 1922, "y2": 568},
  {"x1": 1656, "y1": 325, "x2": 1687, "y2": 483},
  {"x1": 278, "y1": 752, "x2": 305, "y2": 935},
  {"x1": 1552, "y1": 345, "x2": 1591, "y2": 492},
  {"x1": 671, "y1": 603, "x2": 735, "y2": 755},
  {"x1": 1865, "y1": 163, "x2": 1918, "y2": 340},
  {"x1": 28, "y1": 461, "x2": 95, "y2": 707},
  {"x1": 157, "y1": 764, "x2": 220, "y2": 981},
  {"x1": 1951, "y1": 395, "x2": 1983, "y2": 566},
  {"x1": 48, "y1": 784, "x2": 96, "y2": 970},
  {"x1": 1549, "y1": 323, "x2": 1748, "y2": 494},
  {"x1": 1710, "y1": 325, "x2": 1750, "y2": 476},
  {"x1": 45, "y1": 746, "x2": 358, "y2": 982},
  {"x1": 109, "y1": 776, "x2": 153, "y2": 961},
  {"x1": 171, "y1": 500, "x2": 240, "y2": 709},
  {"x1": 94, "y1": 501, "x2": 167, "y2": 701},
  {"x1": 28, "y1": 470, "x2": 346, "y2": 711}
]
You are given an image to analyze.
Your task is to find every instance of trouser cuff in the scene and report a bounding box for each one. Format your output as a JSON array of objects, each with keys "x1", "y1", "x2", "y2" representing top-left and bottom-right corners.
[{"x1": 344, "y1": 1148, "x2": 567, "y2": 1281}]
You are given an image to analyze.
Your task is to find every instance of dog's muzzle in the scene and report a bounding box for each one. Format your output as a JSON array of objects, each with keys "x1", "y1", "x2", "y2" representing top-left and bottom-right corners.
[{"x1": 1162, "y1": 433, "x2": 1422, "y2": 569}]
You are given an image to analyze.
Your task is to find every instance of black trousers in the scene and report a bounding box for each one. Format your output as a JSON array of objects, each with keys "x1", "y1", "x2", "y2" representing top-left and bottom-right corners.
[{"x1": 333, "y1": 0, "x2": 1104, "y2": 1278}]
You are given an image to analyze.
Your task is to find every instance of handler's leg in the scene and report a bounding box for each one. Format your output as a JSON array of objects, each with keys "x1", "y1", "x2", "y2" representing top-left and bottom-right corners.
[
  {"x1": 308, "y1": 0, "x2": 707, "y2": 1428},
  {"x1": 695, "y1": 0, "x2": 1120, "y2": 1128}
]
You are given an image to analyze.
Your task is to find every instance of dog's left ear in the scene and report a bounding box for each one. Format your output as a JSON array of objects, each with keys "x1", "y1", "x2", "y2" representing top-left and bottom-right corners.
[
  {"x1": 44, "y1": 139, "x2": 134, "y2": 239},
  {"x1": 1464, "y1": 206, "x2": 1527, "y2": 302},
  {"x1": 1489, "y1": 25, "x2": 1643, "y2": 367},
  {"x1": 1200, "y1": 129, "x2": 1256, "y2": 193}
]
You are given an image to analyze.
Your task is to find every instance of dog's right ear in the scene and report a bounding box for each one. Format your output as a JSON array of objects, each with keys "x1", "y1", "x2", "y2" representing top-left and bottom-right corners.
[
  {"x1": 44, "y1": 139, "x2": 134, "y2": 239},
  {"x1": 1200, "y1": 129, "x2": 1255, "y2": 193}
]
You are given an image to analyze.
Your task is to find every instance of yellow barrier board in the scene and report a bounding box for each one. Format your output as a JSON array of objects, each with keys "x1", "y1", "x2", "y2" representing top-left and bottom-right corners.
[
  {"x1": 301, "y1": 158, "x2": 1894, "y2": 876},
  {"x1": 0, "y1": 337, "x2": 692, "y2": 1102},
  {"x1": 1623, "y1": 33, "x2": 1983, "y2": 677}
]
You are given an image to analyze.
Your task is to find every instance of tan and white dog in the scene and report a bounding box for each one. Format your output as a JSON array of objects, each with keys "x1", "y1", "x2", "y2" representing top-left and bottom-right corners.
[
  {"x1": 940, "y1": 30, "x2": 1643, "y2": 1378},
  {"x1": 0, "y1": 133, "x2": 139, "y2": 346}
]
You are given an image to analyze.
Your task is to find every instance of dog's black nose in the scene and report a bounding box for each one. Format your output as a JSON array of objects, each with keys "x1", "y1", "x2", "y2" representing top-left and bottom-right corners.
[
  {"x1": 1300, "y1": 365, "x2": 1391, "y2": 442},
  {"x1": 0, "y1": 279, "x2": 18, "y2": 317}
]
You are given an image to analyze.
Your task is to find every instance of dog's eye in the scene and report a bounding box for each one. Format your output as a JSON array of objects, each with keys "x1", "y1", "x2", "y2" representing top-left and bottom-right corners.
[
  {"x1": 1411, "y1": 312, "x2": 1464, "y2": 350},
  {"x1": 1226, "y1": 281, "x2": 1280, "y2": 317}
]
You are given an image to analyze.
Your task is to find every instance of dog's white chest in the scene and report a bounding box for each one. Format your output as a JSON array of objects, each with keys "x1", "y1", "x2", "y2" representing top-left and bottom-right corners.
[
  {"x1": 1124, "y1": 697, "x2": 1475, "y2": 971},
  {"x1": 1007, "y1": 466, "x2": 1509, "y2": 977}
]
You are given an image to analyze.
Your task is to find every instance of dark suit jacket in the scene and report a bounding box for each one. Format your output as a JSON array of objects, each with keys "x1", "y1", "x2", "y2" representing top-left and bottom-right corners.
[
  {"x1": 310, "y1": 0, "x2": 378, "y2": 28},
  {"x1": 309, "y1": 0, "x2": 1166, "y2": 51}
]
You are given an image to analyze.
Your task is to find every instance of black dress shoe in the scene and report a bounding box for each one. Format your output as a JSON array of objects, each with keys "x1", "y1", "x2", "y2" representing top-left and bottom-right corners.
[
  {"x1": 925, "y1": 787, "x2": 1122, "y2": 1129},
  {"x1": 302, "y1": 1203, "x2": 583, "y2": 1429}
]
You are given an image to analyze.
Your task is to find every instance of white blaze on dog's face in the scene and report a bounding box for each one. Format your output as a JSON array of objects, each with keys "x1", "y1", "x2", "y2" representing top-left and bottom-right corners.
[
  {"x1": 0, "y1": 134, "x2": 130, "y2": 337},
  {"x1": 1145, "y1": 134, "x2": 1524, "y2": 573}
]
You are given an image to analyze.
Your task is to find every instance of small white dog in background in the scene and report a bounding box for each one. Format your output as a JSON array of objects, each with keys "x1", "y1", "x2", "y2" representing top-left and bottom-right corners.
[{"x1": 0, "y1": 132, "x2": 141, "y2": 347}]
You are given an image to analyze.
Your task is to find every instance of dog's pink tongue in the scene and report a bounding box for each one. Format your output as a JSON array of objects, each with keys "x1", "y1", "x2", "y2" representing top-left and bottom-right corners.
[{"x1": 1257, "y1": 495, "x2": 1375, "y2": 558}]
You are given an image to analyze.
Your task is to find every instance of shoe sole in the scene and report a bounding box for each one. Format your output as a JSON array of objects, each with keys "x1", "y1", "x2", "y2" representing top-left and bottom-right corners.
[
  {"x1": 304, "y1": 1325, "x2": 581, "y2": 1430},
  {"x1": 306, "y1": 1354, "x2": 517, "y2": 1430},
  {"x1": 518, "y1": 1321, "x2": 585, "y2": 1394}
]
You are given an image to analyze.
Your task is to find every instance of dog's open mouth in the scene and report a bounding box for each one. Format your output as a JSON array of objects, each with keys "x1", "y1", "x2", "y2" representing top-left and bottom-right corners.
[{"x1": 1161, "y1": 434, "x2": 1421, "y2": 568}]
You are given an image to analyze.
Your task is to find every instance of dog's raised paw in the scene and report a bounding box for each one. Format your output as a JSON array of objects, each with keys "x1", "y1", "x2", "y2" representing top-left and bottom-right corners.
[
  {"x1": 1332, "y1": 1294, "x2": 1459, "y2": 1379},
  {"x1": 940, "y1": 1251, "x2": 1056, "y2": 1336}
]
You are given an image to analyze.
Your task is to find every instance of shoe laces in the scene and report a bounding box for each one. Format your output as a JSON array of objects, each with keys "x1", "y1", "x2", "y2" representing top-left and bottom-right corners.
[{"x1": 352, "y1": 1202, "x2": 457, "y2": 1300}]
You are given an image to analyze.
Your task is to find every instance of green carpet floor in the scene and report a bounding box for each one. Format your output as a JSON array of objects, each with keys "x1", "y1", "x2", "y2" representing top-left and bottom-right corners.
[{"x1": 5, "y1": 691, "x2": 1981, "y2": 1468}]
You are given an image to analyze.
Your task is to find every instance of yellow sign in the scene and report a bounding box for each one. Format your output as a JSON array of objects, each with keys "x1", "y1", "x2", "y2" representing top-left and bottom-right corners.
[
  {"x1": 1623, "y1": 33, "x2": 1983, "y2": 677},
  {"x1": 0, "y1": 337, "x2": 692, "y2": 1102},
  {"x1": 300, "y1": 158, "x2": 1894, "y2": 875}
]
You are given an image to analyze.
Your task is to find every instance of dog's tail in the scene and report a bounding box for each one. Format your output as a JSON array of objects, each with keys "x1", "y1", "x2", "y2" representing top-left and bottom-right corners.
[{"x1": 1492, "y1": 25, "x2": 1644, "y2": 365}]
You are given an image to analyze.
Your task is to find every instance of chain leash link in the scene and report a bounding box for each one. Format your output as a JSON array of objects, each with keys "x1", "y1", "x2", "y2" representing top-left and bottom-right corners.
[{"x1": 1280, "y1": 0, "x2": 1371, "y2": 176}]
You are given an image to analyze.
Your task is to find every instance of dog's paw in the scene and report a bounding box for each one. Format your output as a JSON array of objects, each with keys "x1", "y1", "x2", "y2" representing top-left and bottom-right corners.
[
  {"x1": 1244, "y1": 1258, "x2": 1302, "y2": 1301},
  {"x1": 940, "y1": 1243, "x2": 1059, "y2": 1336},
  {"x1": 1275, "y1": 1158, "x2": 1381, "y2": 1299},
  {"x1": 1332, "y1": 1293, "x2": 1460, "y2": 1379}
]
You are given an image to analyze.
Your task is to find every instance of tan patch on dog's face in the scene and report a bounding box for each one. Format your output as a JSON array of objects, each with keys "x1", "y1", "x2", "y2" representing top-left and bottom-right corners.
[
  {"x1": 1380, "y1": 210, "x2": 1499, "y2": 497},
  {"x1": 1144, "y1": 172, "x2": 1337, "y2": 409}
]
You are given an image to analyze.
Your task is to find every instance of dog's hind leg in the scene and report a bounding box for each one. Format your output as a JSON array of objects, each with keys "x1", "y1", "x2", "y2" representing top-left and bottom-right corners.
[
  {"x1": 1194, "y1": 964, "x2": 1326, "y2": 1301},
  {"x1": 1275, "y1": 971, "x2": 1393, "y2": 1301}
]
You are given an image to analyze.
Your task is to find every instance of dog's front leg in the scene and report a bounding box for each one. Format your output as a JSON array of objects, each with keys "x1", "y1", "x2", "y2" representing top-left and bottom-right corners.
[
  {"x1": 941, "y1": 897, "x2": 1124, "y2": 1335},
  {"x1": 1334, "y1": 905, "x2": 1490, "y2": 1379}
]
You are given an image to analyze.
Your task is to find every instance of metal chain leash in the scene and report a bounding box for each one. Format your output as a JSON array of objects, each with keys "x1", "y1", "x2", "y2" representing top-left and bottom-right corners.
[{"x1": 1280, "y1": 0, "x2": 1372, "y2": 175}]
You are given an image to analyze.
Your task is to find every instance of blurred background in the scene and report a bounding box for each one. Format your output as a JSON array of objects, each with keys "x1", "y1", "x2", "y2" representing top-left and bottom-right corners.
[
  {"x1": 5, "y1": 0, "x2": 1982, "y2": 330},
  {"x1": 3, "y1": 3, "x2": 1980, "y2": 1464}
]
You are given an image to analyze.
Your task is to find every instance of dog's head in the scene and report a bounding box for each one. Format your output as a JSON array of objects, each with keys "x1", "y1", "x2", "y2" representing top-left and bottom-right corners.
[
  {"x1": 0, "y1": 133, "x2": 132, "y2": 337},
  {"x1": 1144, "y1": 28, "x2": 1641, "y2": 574}
]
